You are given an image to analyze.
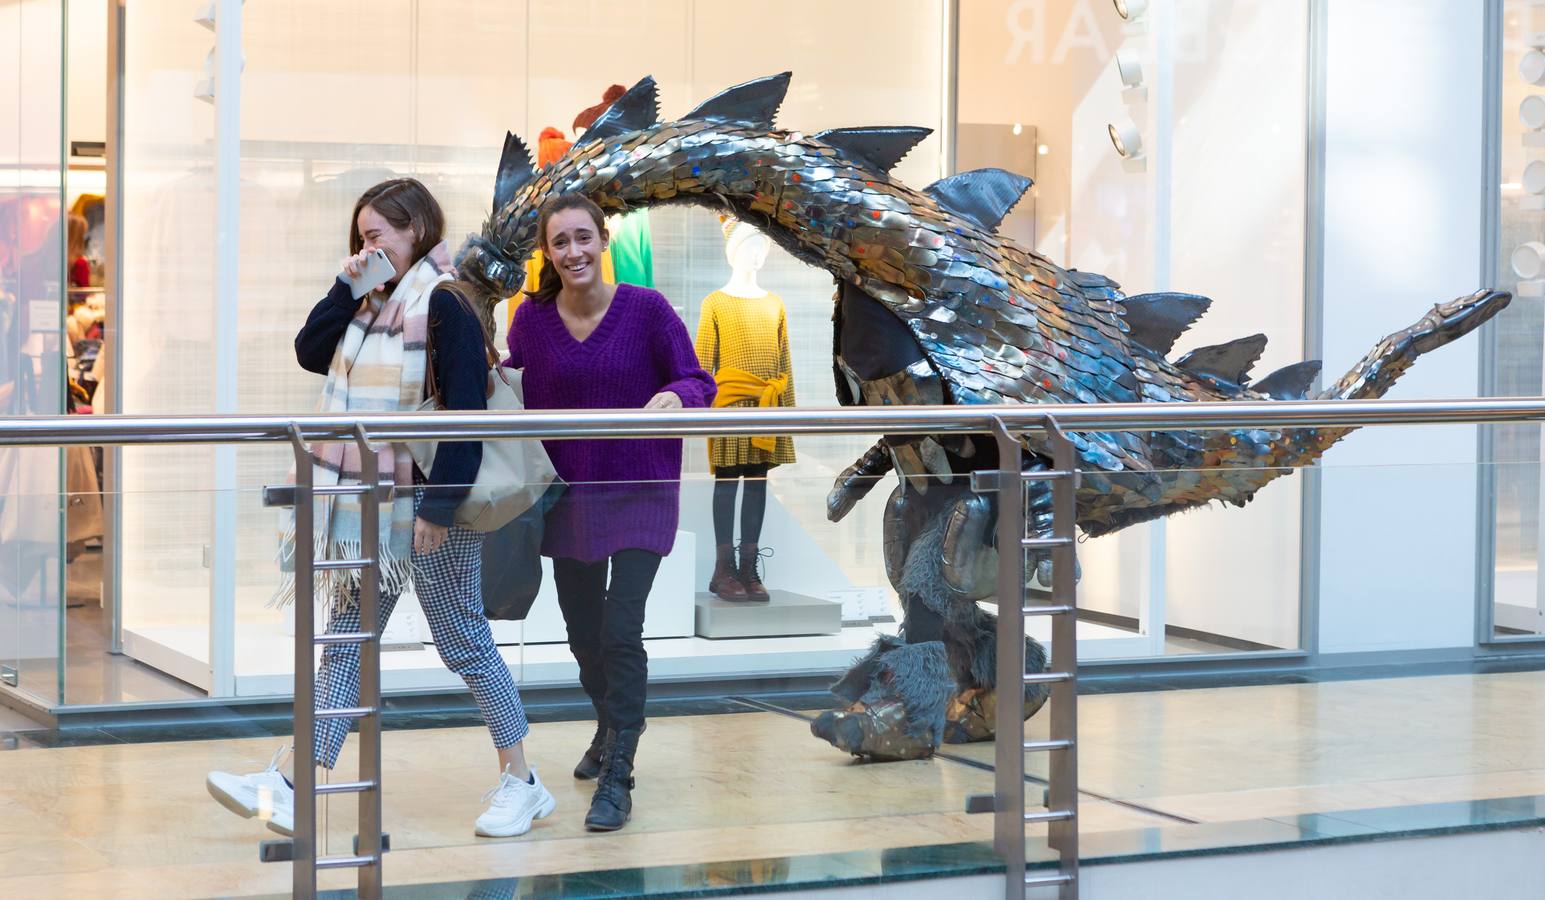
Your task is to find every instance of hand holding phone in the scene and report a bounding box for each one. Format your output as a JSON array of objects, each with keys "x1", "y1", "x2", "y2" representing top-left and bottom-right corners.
[{"x1": 344, "y1": 248, "x2": 396, "y2": 300}]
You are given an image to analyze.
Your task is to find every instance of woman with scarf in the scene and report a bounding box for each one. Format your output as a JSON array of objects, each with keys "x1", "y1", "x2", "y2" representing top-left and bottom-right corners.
[{"x1": 205, "y1": 179, "x2": 552, "y2": 840}]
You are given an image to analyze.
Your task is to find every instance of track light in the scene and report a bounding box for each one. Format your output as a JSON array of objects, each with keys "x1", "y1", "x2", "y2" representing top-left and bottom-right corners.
[
  {"x1": 1525, "y1": 50, "x2": 1545, "y2": 86},
  {"x1": 1114, "y1": 0, "x2": 1148, "y2": 21},
  {"x1": 1513, "y1": 241, "x2": 1545, "y2": 280},
  {"x1": 1115, "y1": 49, "x2": 1144, "y2": 88},
  {"x1": 1525, "y1": 160, "x2": 1545, "y2": 195},
  {"x1": 1524, "y1": 95, "x2": 1545, "y2": 131},
  {"x1": 1108, "y1": 121, "x2": 1143, "y2": 159}
]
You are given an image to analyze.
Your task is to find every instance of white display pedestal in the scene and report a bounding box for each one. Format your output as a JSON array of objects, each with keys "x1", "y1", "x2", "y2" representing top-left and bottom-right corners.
[{"x1": 122, "y1": 619, "x2": 902, "y2": 698}]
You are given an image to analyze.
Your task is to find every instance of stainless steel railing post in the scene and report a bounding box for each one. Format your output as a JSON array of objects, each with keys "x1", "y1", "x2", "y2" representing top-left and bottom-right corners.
[
  {"x1": 350, "y1": 424, "x2": 385, "y2": 897},
  {"x1": 287, "y1": 424, "x2": 318, "y2": 900},
  {"x1": 989, "y1": 417, "x2": 1030, "y2": 898},
  {"x1": 987, "y1": 417, "x2": 1079, "y2": 899},
  {"x1": 1043, "y1": 416, "x2": 1081, "y2": 898}
]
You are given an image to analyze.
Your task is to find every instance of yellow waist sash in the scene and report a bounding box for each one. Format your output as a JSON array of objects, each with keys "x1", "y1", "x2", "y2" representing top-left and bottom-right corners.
[{"x1": 712, "y1": 366, "x2": 789, "y2": 452}]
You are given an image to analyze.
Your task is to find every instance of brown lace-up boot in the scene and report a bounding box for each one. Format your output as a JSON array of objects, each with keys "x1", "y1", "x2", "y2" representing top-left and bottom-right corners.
[
  {"x1": 737, "y1": 543, "x2": 771, "y2": 600},
  {"x1": 709, "y1": 543, "x2": 748, "y2": 600}
]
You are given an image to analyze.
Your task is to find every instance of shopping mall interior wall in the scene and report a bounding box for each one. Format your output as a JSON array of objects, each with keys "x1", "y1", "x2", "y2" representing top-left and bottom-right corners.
[{"x1": 1316, "y1": 0, "x2": 1485, "y2": 654}]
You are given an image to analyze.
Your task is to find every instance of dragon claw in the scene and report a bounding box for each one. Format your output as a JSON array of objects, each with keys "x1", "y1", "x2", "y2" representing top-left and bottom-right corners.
[{"x1": 811, "y1": 700, "x2": 937, "y2": 761}]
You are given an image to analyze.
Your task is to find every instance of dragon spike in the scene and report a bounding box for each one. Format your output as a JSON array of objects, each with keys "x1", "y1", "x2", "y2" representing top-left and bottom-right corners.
[
  {"x1": 814, "y1": 126, "x2": 933, "y2": 173},
  {"x1": 684, "y1": 71, "x2": 793, "y2": 126},
  {"x1": 923, "y1": 168, "x2": 1034, "y2": 232},
  {"x1": 1174, "y1": 334, "x2": 1268, "y2": 388},
  {"x1": 492, "y1": 131, "x2": 536, "y2": 213},
  {"x1": 1252, "y1": 360, "x2": 1322, "y2": 399},
  {"x1": 576, "y1": 75, "x2": 660, "y2": 145},
  {"x1": 1120, "y1": 292, "x2": 1212, "y2": 356}
]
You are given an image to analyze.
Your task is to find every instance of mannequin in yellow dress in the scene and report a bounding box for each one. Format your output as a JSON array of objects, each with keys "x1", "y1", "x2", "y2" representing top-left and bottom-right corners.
[{"x1": 693, "y1": 220, "x2": 795, "y2": 601}]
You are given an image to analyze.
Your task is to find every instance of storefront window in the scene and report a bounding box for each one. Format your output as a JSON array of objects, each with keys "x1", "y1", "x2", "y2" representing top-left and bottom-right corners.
[
  {"x1": 1492, "y1": 0, "x2": 1545, "y2": 638},
  {"x1": 959, "y1": 0, "x2": 1309, "y2": 655},
  {"x1": 114, "y1": 0, "x2": 948, "y2": 699},
  {"x1": 0, "y1": 0, "x2": 66, "y2": 705},
  {"x1": 98, "y1": 0, "x2": 1317, "y2": 707}
]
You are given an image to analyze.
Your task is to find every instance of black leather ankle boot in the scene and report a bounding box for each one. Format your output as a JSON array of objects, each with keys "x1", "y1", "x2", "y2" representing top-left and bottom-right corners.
[
  {"x1": 584, "y1": 727, "x2": 640, "y2": 831},
  {"x1": 573, "y1": 718, "x2": 606, "y2": 780}
]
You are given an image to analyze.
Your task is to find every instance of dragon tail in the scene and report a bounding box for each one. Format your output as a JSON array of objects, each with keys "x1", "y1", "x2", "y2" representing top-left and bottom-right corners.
[
  {"x1": 1234, "y1": 288, "x2": 1514, "y2": 481},
  {"x1": 1179, "y1": 288, "x2": 1512, "y2": 516},
  {"x1": 1316, "y1": 289, "x2": 1510, "y2": 402}
]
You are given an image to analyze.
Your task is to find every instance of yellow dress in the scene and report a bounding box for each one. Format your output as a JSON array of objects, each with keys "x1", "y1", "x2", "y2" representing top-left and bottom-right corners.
[{"x1": 694, "y1": 289, "x2": 796, "y2": 469}]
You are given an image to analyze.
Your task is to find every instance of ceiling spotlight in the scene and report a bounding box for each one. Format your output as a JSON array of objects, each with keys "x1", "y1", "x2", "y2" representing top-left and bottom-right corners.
[
  {"x1": 1115, "y1": 48, "x2": 1144, "y2": 87},
  {"x1": 1522, "y1": 95, "x2": 1545, "y2": 131},
  {"x1": 1114, "y1": 0, "x2": 1149, "y2": 21},
  {"x1": 1109, "y1": 121, "x2": 1144, "y2": 159},
  {"x1": 1525, "y1": 50, "x2": 1545, "y2": 86},
  {"x1": 1012, "y1": 122, "x2": 1024, "y2": 136},
  {"x1": 1037, "y1": 144, "x2": 1051, "y2": 156}
]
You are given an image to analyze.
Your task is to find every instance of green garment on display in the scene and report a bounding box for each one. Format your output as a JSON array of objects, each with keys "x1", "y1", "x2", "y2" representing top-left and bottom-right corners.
[{"x1": 608, "y1": 209, "x2": 654, "y2": 288}]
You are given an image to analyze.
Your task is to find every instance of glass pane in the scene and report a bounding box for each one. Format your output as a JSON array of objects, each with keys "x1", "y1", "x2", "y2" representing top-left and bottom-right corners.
[
  {"x1": 958, "y1": 0, "x2": 1310, "y2": 652},
  {"x1": 1494, "y1": 2, "x2": 1545, "y2": 638},
  {"x1": 0, "y1": 0, "x2": 66, "y2": 706},
  {"x1": 118, "y1": 1, "x2": 217, "y2": 686},
  {"x1": 17, "y1": 447, "x2": 1538, "y2": 891}
]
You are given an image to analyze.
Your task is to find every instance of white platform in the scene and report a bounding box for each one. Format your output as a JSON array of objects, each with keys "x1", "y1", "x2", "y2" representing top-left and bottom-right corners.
[
  {"x1": 122, "y1": 619, "x2": 902, "y2": 698},
  {"x1": 122, "y1": 613, "x2": 1148, "y2": 698}
]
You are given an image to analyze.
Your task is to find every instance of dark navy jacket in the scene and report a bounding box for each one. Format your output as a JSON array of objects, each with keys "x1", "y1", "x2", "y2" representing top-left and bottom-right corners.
[{"x1": 295, "y1": 277, "x2": 485, "y2": 527}]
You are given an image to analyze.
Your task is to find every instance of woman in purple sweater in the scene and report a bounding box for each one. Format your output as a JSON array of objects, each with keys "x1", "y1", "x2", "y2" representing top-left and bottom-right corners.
[{"x1": 505, "y1": 193, "x2": 715, "y2": 831}]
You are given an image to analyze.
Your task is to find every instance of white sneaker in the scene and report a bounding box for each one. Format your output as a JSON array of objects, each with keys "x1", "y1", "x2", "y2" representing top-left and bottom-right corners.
[
  {"x1": 475, "y1": 765, "x2": 556, "y2": 837},
  {"x1": 206, "y1": 745, "x2": 296, "y2": 836}
]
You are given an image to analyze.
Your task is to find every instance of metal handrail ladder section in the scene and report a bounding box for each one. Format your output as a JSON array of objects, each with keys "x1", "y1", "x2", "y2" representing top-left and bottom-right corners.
[{"x1": 6, "y1": 397, "x2": 1545, "y2": 898}]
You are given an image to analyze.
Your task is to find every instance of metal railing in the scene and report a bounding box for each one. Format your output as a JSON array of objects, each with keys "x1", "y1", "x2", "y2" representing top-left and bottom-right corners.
[{"x1": 6, "y1": 396, "x2": 1545, "y2": 899}]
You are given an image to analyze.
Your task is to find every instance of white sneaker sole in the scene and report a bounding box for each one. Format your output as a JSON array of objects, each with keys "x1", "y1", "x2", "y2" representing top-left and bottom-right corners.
[
  {"x1": 207, "y1": 773, "x2": 294, "y2": 836},
  {"x1": 475, "y1": 792, "x2": 557, "y2": 838},
  {"x1": 206, "y1": 773, "x2": 259, "y2": 819}
]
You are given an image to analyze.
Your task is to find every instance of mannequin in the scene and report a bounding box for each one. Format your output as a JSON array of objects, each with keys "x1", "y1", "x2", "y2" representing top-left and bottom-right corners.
[{"x1": 693, "y1": 219, "x2": 795, "y2": 601}]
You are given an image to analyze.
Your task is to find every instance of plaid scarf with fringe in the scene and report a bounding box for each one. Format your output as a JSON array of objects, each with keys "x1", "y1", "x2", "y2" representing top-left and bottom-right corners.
[{"x1": 273, "y1": 243, "x2": 454, "y2": 609}]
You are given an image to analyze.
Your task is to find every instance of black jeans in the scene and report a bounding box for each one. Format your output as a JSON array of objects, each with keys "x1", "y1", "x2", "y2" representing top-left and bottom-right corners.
[{"x1": 552, "y1": 549, "x2": 664, "y2": 734}]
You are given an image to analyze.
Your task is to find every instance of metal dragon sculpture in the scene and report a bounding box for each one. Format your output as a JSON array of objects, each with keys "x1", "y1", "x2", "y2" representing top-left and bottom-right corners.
[{"x1": 455, "y1": 73, "x2": 1510, "y2": 761}]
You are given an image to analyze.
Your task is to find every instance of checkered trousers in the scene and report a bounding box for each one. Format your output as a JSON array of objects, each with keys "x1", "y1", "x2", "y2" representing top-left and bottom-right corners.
[{"x1": 312, "y1": 495, "x2": 528, "y2": 769}]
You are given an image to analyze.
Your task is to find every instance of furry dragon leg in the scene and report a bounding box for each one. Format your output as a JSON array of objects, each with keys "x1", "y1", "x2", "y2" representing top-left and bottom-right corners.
[{"x1": 812, "y1": 483, "x2": 1052, "y2": 760}]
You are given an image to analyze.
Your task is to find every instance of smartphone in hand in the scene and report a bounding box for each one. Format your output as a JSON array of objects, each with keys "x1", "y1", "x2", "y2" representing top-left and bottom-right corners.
[{"x1": 347, "y1": 248, "x2": 397, "y2": 300}]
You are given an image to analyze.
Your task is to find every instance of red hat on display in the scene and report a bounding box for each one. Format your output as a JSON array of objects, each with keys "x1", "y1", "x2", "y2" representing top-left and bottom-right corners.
[{"x1": 574, "y1": 84, "x2": 627, "y2": 134}]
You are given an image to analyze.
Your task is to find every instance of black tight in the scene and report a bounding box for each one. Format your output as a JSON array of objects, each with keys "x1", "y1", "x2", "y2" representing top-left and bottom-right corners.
[{"x1": 712, "y1": 463, "x2": 770, "y2": 547}]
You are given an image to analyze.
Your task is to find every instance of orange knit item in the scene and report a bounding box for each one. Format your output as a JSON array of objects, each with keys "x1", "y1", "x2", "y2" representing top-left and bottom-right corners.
[{"x1": 537, "y1": 126, "x2": 571, "y2": 168}]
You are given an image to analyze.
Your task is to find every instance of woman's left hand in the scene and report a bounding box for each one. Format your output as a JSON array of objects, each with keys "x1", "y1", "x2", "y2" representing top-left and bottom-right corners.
[
  {"x1": 644, "y1": 391, "x2": 683, "y2": 410},
  {"x1": 413, "y1": 517, "x2": 449, "y2": 555}
]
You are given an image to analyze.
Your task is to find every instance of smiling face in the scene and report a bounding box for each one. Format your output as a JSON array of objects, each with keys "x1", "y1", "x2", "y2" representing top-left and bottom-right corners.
[
  {"x1": 356, "y1": 204, "x2": 418, "y2": 286},
  {"x1": 542, "y1": 206, "x2": 609, "y2": 292}
]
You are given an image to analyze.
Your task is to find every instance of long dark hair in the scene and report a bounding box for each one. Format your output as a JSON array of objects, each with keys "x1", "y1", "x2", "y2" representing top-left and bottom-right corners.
[
  {"x1": 348, "y1": 178, "x2": 445, "y2": 262},
  {"x1": 526, "y1": 193, "x2": 609, "y2": 304}
]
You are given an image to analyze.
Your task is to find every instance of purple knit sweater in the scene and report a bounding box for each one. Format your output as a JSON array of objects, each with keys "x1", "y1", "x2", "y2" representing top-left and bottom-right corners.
[{"x1": 505, "y1": 284, "x2": 716, "y2": 562}]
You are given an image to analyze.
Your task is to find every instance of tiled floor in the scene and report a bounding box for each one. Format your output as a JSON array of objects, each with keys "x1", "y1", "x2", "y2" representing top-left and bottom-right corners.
[{"x1": 4, "y1": 670, "x2": 1545, "y2": 898}]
